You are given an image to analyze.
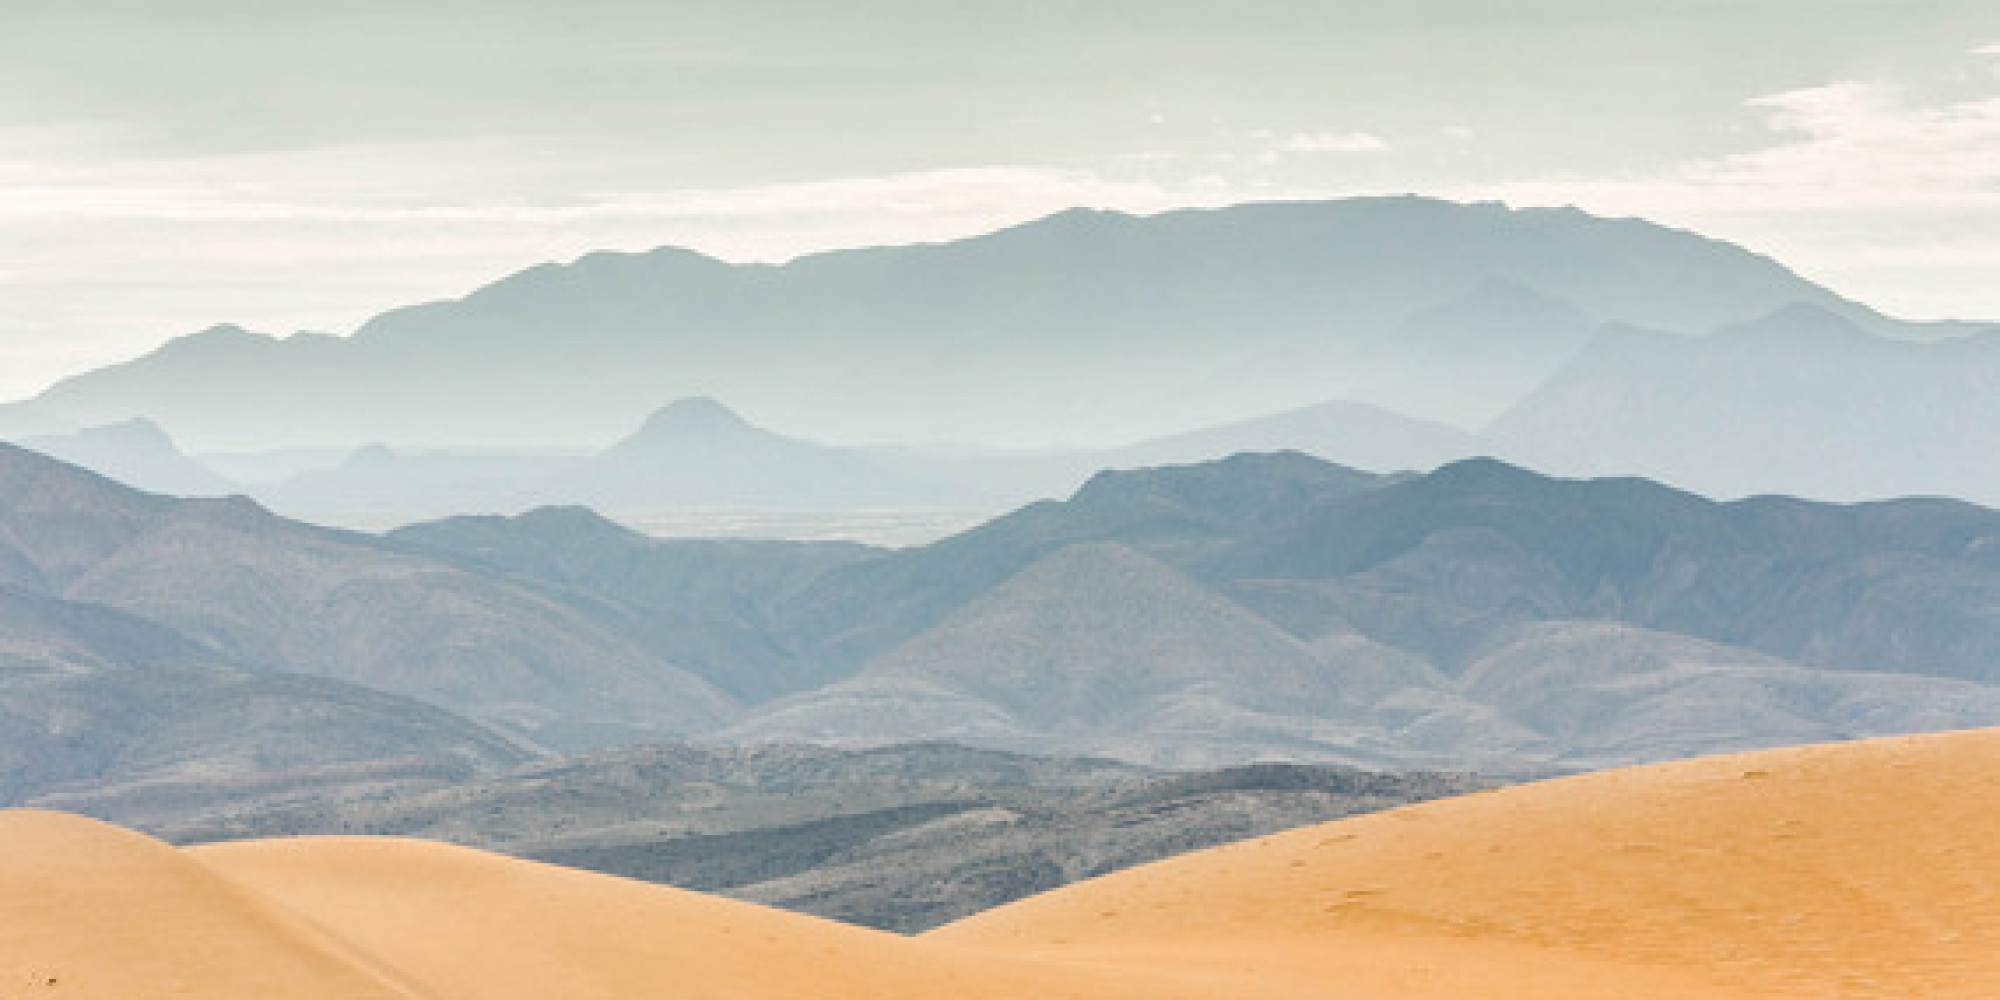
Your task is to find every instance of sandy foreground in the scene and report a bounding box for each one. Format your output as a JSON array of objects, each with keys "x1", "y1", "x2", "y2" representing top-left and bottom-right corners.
[{"x1": 5, "y1": 729, "x2": 1998, "y2": 999}]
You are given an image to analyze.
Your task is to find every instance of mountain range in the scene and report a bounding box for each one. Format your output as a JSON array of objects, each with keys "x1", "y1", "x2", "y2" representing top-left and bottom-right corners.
[
  {"x1": 1487, "y1": 303, "x2": 2000, "y2": 502},
  {"x1": 3, "y1": 197, "x2": 1974, "y2": 456},
  {"x1": 0, "y1": 442, "x2": 734, "y2": 768},
  {"x1": 395, "y1": 449, "x2": 2000, "y2": 769},
  {"x1": 6, "y1": 198, "x2": 1998, "y2": 514},
  {"x1": 222, "y1": 306, "x2": 2000, "y2": 515},
  {"x1": 11, "y1": 434, "x2": 2000, "y2": 779},
  {"x1": 252, "y1": 396, "x2": 975, "y2": 524}
]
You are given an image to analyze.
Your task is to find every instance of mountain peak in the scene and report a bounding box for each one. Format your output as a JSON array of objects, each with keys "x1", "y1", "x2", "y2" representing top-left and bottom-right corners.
[
  {"x1": 1425, "y1": 455, "x2": 1541, "y2": 486},
  {"x1": 511, "y1": 504, "x2": 646, "y2": 542},
  {"x1": 1717, "y1": 301, "x2": 1873, "y2": 346},
  {"x1": 128, "y1": 324, "x2": 280, "y2": 366},
  {"x1": 1074, "y1": 451, "x2": 1373, "y2": 503},
  {"x1": 1437, "y1": 277, "x2": 1585, "y2": 321},
  {"x1": 633, "y1": 397, "x2": 757, "y2": 437},
  {"x1": 61, "y1": 417, "x2": 174, "y2": 449},
  {"x1": 598, "y1": 397, "x2": 783, "y2": 461},
  {"x1": 1066, "y1": 451, "x2": 1381, "y2": 530}
]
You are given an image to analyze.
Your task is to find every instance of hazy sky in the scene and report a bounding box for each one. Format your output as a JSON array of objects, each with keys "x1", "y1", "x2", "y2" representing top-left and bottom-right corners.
[{"x1": 2, "y1": 1, "x2": 1997, "y2": 397}]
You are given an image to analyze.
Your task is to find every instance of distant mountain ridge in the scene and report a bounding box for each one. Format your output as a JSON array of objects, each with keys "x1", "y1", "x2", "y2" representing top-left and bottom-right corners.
[
  {"x1": 386, "y1": 449, "x2": 2000, "y2": 770},
  {"x1": 16, "y1": 418, "x2": 238, "y2": 497},
  {"x1": 12, "y1": 435, "x2": 2000, "y2": 785},
  {"x1": 0, "y1": 442, "x2": 735, "y2": 757},
  {"x1": 4, "y1": 196, "x2": 1965, "y2": 452},
  {"x1": 1485, "y1": 302, "x2": 2000, "y2": 504},
  {"x1": 254, "y1": 397, "x2": 972, "y2": 525}
]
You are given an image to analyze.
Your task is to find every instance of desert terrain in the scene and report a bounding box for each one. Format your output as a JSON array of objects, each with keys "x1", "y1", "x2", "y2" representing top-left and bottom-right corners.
[{"x1": 6, "y1": 729, "x2": 1995, "y2": 999}]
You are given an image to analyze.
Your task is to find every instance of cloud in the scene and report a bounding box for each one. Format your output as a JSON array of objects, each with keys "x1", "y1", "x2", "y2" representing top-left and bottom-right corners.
[
  {"x1": 1462, "y1": 77, "x2": 2000, "y2": 320},
  {"x1": 1698, "y1": 83, "x2": 2000, "y2": 210},
  {"x1": 1274, "y1": 132, "x2": 1390, "y2": 154},
  {"x1": 1481, "y1": 80, "x2": 2000, "y2": 214},
  {"x1": 1973, "y1": 43, "x2": 2000, "y2": 56}
]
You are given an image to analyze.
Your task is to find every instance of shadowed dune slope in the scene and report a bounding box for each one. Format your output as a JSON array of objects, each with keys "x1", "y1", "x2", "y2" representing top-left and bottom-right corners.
[
  {"x1": 0, "y1": 811, "x2": 427, "y2": 1000},
  {"x1": 934, "y1": 728, "x2": 2000, "y2": 998},
  {"x1": 185, "y1": 835, "x2": 1222, "y2": 1000}
]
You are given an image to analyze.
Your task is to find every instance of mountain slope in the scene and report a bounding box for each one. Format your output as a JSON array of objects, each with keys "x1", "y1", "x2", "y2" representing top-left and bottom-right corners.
[
  {"x1": 1487, "y1": 303, "x2": 2000, "y2": 504},
  {"x1": 726, "y1": 453, "x2": 2000, "y2": 767},
  {"x1": 733, "y1": 542, "x2": 1472, "y2": 766},
  {"x1": 13, "y1": 197, "x2": 1955, "y2": 451},
  {"x1": 386, "y1": 505, "x2": 877, "y2": 702},
  {"x1": 887, "y1": 398, "x2": 1481, "y2": 507},
  {"x1": 770, "y1": 451, "x2": 1387, "y2": 681},
  {"x1": 256, "y1": 398, "x2": 980, "y2": 525},
  {"x1": 0, "y1": 443, "x2": 735, "y2": 750},
  {"x1": 16, "y1": 418, "x2": 238, "y2": 497},
  {"x1": 1108, "y1": 399, "x2": 1482, "y2": 475},
  {"x1": 1329, "y1": 277, "x2": 1603, "y2": 426},
  {"x1": 1456, "y1": 620, "x2": 2000, "y2": 768},
  {"x1": 0, "y1": 586, "x2": 531, "y2": 824},
  {"x1": 1214, "y1": 455, "x2": 2000, "y2": 685},
  {"x1": 582, "y1": 396, "x2": 961, "y2": 506}
]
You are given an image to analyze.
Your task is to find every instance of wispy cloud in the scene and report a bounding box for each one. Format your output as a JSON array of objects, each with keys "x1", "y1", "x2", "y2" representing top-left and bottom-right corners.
[
  {"x1": 1274, "y1": 132, "x2": 1390, "y2": 154},
  {"x1": 0, "y1": 137, "x2": 1226, "y2": 235},
  {"x1": 1465, "y1": 77, "x2": 2000, "y2": 319},
  {"x1": 1482, "y1": 80, "x2": 2000, "y2": 214}
]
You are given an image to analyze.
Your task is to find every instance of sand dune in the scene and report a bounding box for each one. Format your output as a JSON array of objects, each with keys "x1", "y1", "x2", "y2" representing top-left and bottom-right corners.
[
  {"x1": 189, "y1": 835, "x2": 1226, "y2": 1000},
  {"x1": 0, "y1": 811, "x2": 426, "y2": 999},
  {"x1": 1, "y1": 809, "x2": 1214, "y2": 1000},
  {"x1": 935, "y1": 728, "x2": 2000, "y2": 998},
  {"x1": 6, "y1": 730, "x2": 1999, "y2": 999}
]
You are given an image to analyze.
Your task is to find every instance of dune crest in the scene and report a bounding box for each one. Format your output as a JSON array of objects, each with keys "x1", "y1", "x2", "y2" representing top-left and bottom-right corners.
[
  {"x1": 188, "y1": 835, "x2": 1229, "y2": 1000},
  {"x1": 0, "y1": 810, "x2": 430, "y2": 1000},
  {"x1": 935, "y1": 728, "x2": 2000, "y2": 998}
]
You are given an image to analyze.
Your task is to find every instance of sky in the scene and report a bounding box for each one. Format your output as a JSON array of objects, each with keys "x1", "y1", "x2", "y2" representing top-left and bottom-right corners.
[{"x1": 2, "y1": 0, "x2": 1997, "y2": 398}]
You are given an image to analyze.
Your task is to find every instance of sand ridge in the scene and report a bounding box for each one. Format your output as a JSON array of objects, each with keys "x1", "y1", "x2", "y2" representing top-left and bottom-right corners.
[
  {"x1": 933, "y1": 728, "x2": 2000, "y2": 998},
  {"x1": 5, "y1": 729, "x2": 1999, "y2": 999},
  {"x1": 188, "y1": 834, "x2": 1225, "y2": 1000},
  {"x1": 0, "y1": 810, "x2": 431, "y2": 1000}
]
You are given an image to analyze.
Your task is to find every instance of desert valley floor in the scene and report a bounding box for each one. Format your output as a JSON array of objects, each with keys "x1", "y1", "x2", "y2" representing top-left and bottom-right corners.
[{"x1": 7, "y1": 728, "x2": 1997, "y2": 1000}]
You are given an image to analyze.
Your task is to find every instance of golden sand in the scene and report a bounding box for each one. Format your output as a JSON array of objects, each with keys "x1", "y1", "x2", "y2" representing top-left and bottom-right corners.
[
  {"x1": 5, "y1": 729, "x2": 1998, "y2": 999},
  {"x1": 0, "y1": 810, "x2": 423, "y2": 999},
  {"x1": 189, "y1": 835, "x2": 1217, "y2": 1000},
  {"x1": 935, "y1": 728, "x2": 2000, "y2": 998}
]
